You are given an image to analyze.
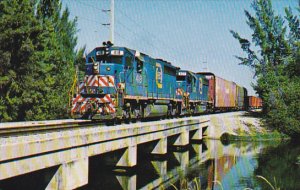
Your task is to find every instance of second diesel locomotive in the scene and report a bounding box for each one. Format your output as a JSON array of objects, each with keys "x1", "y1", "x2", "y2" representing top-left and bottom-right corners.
[{"x1": 71, "y1": 42, "x2": 253, "y2": 121}]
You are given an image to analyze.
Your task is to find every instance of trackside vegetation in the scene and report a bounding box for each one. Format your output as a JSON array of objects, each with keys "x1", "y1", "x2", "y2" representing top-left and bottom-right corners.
[
  {"x1": 231, "y1": 0, "x2": 300, "y2": 138},
  {"x1": 0, "y1": 0, "x2": 85, "y2": 121}
]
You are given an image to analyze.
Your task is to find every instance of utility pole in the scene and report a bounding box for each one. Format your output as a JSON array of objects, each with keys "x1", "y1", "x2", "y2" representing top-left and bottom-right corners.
[
  {"x1": 102, "y1": 0, "x2": 114, "y2": 44},
  {"x1": 110, "y1": 0, "x2": 114, "y2": 44}
]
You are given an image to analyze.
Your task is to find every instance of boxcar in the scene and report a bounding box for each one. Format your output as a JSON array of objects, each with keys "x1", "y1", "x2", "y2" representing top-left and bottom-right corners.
[
  {"x1": 248, "y1": 96, "x2": 262, "y2": 109},
  {"x1": 197, "y1": 72, "x2": 237, "y2": 111}
]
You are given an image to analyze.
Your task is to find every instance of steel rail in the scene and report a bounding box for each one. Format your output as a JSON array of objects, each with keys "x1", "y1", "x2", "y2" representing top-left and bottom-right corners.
[{"x1": 0, "y1": 120, "x2": 101, "y2": 136}]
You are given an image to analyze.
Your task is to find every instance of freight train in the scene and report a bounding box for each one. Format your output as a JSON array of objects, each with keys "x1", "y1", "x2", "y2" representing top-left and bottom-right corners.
[{"x1": 71, "y1": 42, "x2": 261, "y2": 121}]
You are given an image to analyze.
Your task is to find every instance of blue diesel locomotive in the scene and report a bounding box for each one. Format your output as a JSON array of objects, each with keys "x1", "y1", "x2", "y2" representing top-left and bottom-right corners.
[
  {"x1": 71, "y1": 42, "x2": 245, "y2": 121},
  {"x1": 71, "y1": 42, "x2": 209, "y2": 120}
]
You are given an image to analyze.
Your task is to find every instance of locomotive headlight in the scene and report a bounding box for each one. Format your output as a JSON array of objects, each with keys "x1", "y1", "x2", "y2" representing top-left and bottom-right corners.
[
  {"x1": 93, "y1": 62, "x2": 99, "y2": 74},
  {"x1": 93, "y1": 62, "x2": 98, "y2": 69},
  {"x1": 106, "y1": 67, "x2": 111, "y2": 71}
]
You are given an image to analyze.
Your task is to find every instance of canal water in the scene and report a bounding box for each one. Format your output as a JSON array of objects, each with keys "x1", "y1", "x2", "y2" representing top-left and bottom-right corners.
[
  {"x1": 76, "y1": 139, "x2": 300, "y2": 190},
  {"x1": 1, "y1": 139, "x2": 300, "y2": 190},
  {"x1": 74, "y1": 140, "x2": 300, "y2": 190}
]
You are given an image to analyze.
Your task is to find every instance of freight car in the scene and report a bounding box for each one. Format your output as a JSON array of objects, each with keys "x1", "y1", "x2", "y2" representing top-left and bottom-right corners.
[
  {"x1": 236, "y1": 86, "x2": 248, "y2": 110},
  {"x1": 197, "y1": 72, "x2": 247, "y2": 112},
  {"x1": 248, "y1": 96, "x2": 262, "y2": 109},
  {"x1": 71, "y1": 42, "x2": 250, "y2": 121}
]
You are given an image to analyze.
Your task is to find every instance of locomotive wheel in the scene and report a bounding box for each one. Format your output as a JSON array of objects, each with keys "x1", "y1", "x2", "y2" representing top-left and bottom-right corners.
[
  {"x1": 171, "y1": 108, "x2": 176, "y2": 118},
  {"x1": 106, "y1": 119, "x2": 115, "y2": 126},
  {"x1": 167, "y1": 105, "x2": 172, "y2": 119},
  {"x1": 132, "y1": 109, "x2": 140, "y2": 123},
  {"x1": 123, "y1": 109, "x2": 131, "y2": 124}
]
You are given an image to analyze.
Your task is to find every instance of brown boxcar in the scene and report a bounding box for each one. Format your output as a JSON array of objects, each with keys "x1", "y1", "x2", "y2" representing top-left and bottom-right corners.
[
  {"x1": 198, "y1": 72, "x2": 237, "y2": 111},
  {"x1": 248, "y1": 96, "x2": 262, "y2": 108}
]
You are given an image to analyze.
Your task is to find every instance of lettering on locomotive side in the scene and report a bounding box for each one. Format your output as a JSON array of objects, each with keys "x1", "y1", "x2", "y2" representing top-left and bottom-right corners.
[
  {"x1": 156, "y1": 63, "x2": 163, "y2": 88},
  {"x1": 136, "y1": 73, "x2": 143, "y2": 84},
  {"x1": 199, "y1": 78, "x2": 203, "y2": 94}
]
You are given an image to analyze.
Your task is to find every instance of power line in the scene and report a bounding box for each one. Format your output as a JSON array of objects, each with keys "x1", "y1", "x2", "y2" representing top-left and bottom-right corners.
[
  {"x1": 65, "y1": 0, "x2": 184, "y2": 65},
  {"x1": 68, "y1": 1, "x2": 159, "y2": 54},
  {"x1": 69, "y1": 0, "x2": 107, "y2": 15},
  {"x1": 69, "y1": 13, "x2": 100, "y2": 24},
  {"x1": 115, "y1": 7, "x2": 182, "y2": 59}
]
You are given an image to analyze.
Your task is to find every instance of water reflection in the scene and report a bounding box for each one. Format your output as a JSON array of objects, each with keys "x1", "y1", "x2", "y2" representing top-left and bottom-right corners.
[
  {"x1": 76, "y1": 139, "x2": 300, "y2": 190},
  {"x1": 2, "y1": 138, "x2": 299, "y2": 190},
  {"x1": 80, "y1": 140, "x2": 277, "y2": 190},
  {"x1": 255, "y1": 141, "x2": 300, "y2": 190}
]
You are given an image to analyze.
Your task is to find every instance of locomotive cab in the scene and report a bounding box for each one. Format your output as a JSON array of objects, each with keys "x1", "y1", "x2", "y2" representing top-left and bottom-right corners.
[
  {"x1": 176, "y1": 71, "x2": 209, "y2": 114},
  {"x1": 176, "y1": 70, "x2": 198, "y2": 114},
  {"x1": 71, "y1": 43, "x2": 135, "y2": 120}
]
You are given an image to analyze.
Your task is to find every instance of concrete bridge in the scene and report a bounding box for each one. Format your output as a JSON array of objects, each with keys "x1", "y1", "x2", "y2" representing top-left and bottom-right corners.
[
  {"x1": 0, "y1": 115, "x2": 210, "y2": 190},
  {"x1": 0, "y1": 111, "x2": 253, "y2": 190}
]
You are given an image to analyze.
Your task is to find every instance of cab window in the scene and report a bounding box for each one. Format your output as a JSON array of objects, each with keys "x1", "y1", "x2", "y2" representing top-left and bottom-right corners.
[
  {"x1": 125, "y1": 54, "x2": 133, "y2": 68},
  {"x1": 176, "y1": 76, "x2": 186, "y2": 81},
  {"x1": 109, "y1": 56, "x2": 123, "y2": 64},
  {"x1": 95, "y1": 55, "x2": 123, "y2": 64},
  {"x1": 137, "y1": 60, "x2": 143, "y2": 73}
]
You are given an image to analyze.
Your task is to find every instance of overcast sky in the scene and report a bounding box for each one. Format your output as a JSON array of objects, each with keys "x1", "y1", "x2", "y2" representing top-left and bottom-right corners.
[{"x1": 62, "y1": 0, "x2": 298, "y2": 95}]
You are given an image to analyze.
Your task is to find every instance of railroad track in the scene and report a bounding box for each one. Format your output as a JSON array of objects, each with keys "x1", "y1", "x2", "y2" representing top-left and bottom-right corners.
[
  {"x1": 0, "y1": 111, "x2": 246, "y2": 136},
  {"x1": 0, "y1": 119, "x2": 103, "y2": 136}
]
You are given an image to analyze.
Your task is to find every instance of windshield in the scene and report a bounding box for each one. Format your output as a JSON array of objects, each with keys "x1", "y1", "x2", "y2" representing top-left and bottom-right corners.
[
  {"x1": 92, "y1": 55, "x2": 123, "y2": 64},
  {"x1": 176, "y1": 76, "x2": 186, "y2": 81}
]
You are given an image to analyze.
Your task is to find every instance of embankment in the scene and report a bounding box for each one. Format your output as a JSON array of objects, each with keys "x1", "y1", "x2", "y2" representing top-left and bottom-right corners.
[{"x1": 206, "y1": 111, "x2": 285, "y2": 141}]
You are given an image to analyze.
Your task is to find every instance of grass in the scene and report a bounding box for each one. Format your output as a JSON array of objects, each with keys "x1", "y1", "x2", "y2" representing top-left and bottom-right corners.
[
  {"x1": 256, "y1": 175, "x2": 280, "y2": 190},
  {"x1": 297, "y1": 156, "x2": 300, "y2": 165},
  {"x1": 167, "y1": 176, "x2": 280, "y2": 190},
  {"x1": 168, "y1": 177, "x2": 202, "y2": 190},
  {"x1": 220, "y1": 130, "x2": 289, "y2": 142}
]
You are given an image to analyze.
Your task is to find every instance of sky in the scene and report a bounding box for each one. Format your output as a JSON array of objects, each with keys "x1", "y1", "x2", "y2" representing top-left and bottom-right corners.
[{"x1": 62, "y1": 0, "x2": 298, "y2": 96}]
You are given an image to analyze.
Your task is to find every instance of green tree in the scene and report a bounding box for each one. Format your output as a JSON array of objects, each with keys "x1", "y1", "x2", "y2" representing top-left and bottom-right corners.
[
  {"x1": 231, "y1": 0, "x2": 300, "y2": 138},
  {"x1": 0, "y1": 0, "x2": 80, "y2": 121},
  {"x1": 0, "y1": 0, "x2": 43, "y2": 121},
  {"x1": 74, "y1": 46, "x2": 86, "y2": 80},
  {"x1": 33, "y1": 0, "x2": 78, "y2": 120}
]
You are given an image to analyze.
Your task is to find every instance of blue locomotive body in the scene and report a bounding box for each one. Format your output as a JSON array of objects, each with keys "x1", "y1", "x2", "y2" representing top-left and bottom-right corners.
[
  {"x1": 176, "y1": 70, "x2": 209, "y2": 114},
  {"x1": 72, "y1": 44, "x2": 180, "y2": 120},
  {"x1": 71, "y1": 43, "x2": 247, "y2": 121}
]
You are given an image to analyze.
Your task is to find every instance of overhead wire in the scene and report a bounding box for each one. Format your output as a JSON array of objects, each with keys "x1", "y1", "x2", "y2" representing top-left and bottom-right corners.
[
  {"x1": 114, "y1": 6, "x2": 182, "y2": 62},
  {"x1": 65, "y1": 0, "x2": 140, "y2": 48},
  {"x1": 64, "y1": 0, "x2": 187, "y2": 65}
]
